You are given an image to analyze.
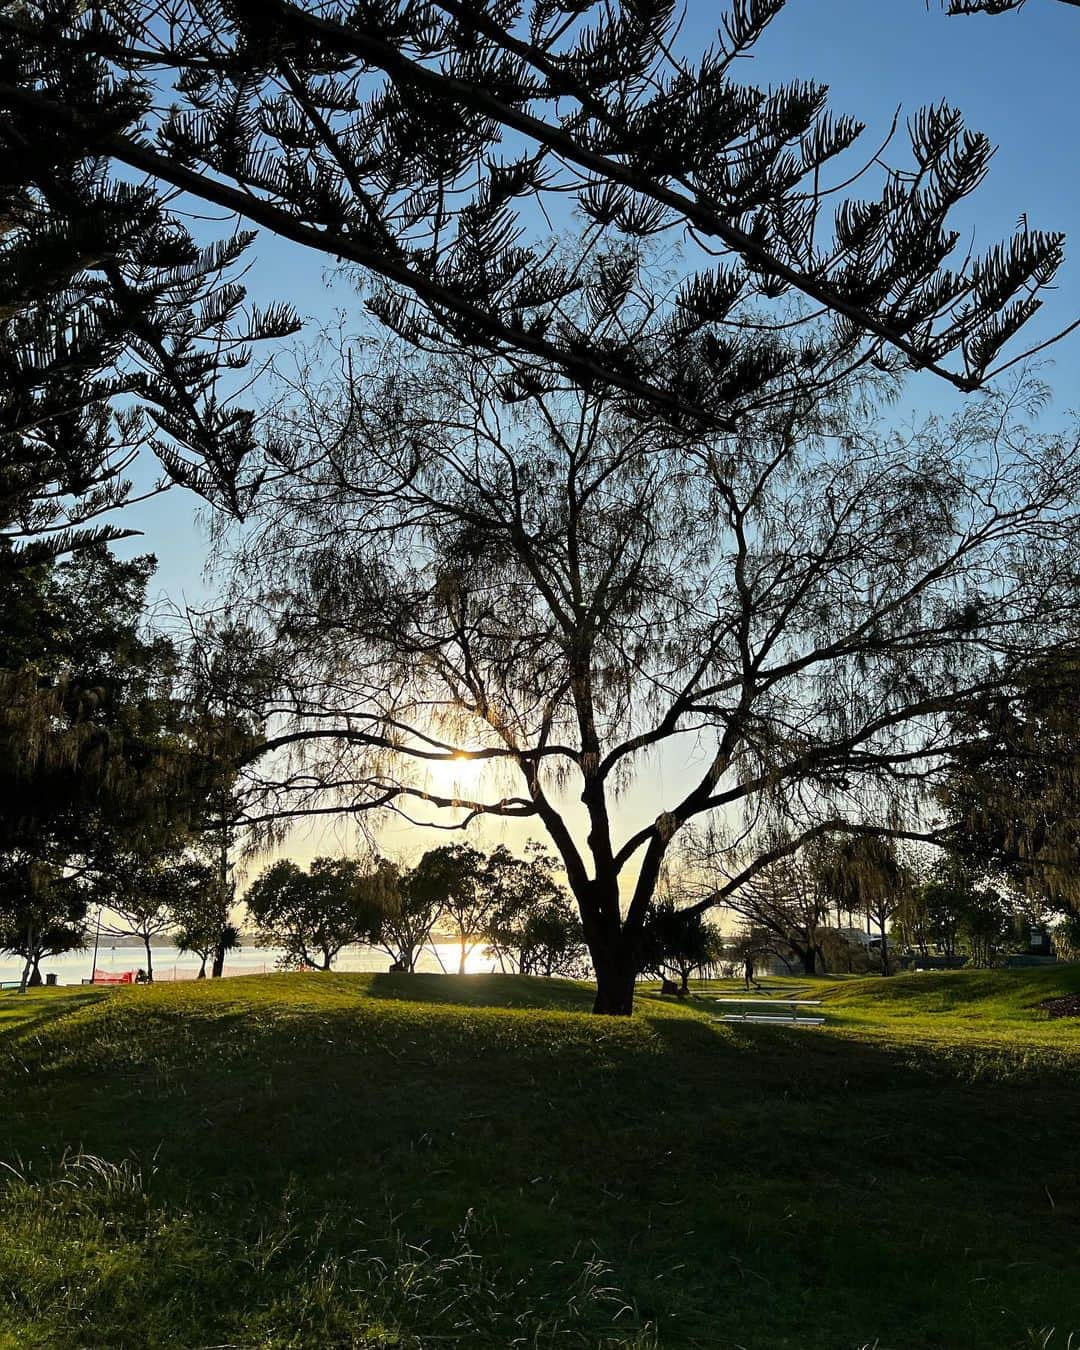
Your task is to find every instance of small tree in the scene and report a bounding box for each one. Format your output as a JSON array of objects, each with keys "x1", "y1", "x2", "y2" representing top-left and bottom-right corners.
[
  {"x1": 724, "y1": 847, "x2": 832, "y2": 976},
  {"x1": 1051, "y1": 913, "x2": 1080, "y2": 962},
  {"x1": 0, "y1": 860, "x2": 87, "y2": 990},
  {"x1": 366, "y1": 862, "x2": 441, "y2": 974},
  {"x1": 482, "y1": 845, "x2": 586, "y2": 977},
  {"x1": 244, "y1": 856, "x2": 382, "y2": 970},
  {"x1": 958, "y1": 886, "x2": 1014, "y2": 968},
  {"x1": 407, "y1": 844, "x2": 491, "y2": 976},
  {"x1": 172, "y1": 881, "x2": 241, "y2": 979},
  {"x1": 99, "y1": 855, "x2": 212, "y2": 983},
  {"x1": 816, "y1": 836, "x2": 911, "y2": 976},
  {"x1": 639, "y1": 895, "x2": 725, "y2": 994}
]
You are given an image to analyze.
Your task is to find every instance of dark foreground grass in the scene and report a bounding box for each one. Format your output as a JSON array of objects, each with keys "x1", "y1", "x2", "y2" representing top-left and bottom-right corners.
[{"x1": 0, "y1": 969, "x2": 1078, "y2": 1349}]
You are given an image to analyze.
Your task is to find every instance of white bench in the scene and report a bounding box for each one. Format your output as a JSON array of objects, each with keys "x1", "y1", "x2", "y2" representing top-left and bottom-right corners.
[{"x1": 708, "y1": 997, "x2": 825, "y2": 1026}]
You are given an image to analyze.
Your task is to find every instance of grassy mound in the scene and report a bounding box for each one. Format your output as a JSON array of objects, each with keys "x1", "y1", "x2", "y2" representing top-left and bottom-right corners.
[{"x1": 1, "y1": 969, "x2": 1078, "y2": 1349}]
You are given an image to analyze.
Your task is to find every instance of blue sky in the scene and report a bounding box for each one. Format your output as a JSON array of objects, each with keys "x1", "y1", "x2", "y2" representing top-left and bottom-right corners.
[{"x1": 120, "y1": 0, "x2": 1080, "y2": 599}]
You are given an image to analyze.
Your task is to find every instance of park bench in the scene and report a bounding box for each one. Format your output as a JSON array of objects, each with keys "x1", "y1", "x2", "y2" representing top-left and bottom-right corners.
[{"x1": 708, "y1": 997, "x2": 825, "y2": 1027}]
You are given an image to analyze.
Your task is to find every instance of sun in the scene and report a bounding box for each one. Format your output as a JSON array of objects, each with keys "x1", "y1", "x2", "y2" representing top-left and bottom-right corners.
[{"x1": 426, "y1": 750, "x2": 488, "y2": 801}]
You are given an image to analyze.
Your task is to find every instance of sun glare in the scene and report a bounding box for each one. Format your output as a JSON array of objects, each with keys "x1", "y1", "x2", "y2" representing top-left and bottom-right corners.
[{"x1": 427, "y1": 750, "x2": 487, "y2": 800}]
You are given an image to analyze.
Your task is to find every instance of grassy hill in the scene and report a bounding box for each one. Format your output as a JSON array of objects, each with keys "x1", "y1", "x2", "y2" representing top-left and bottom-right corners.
[{"x1": 1, "y1": 968, "x2": 1078, "y2": 1349}]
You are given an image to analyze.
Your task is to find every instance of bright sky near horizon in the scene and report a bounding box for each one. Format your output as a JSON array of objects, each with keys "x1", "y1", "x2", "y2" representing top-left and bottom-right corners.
[{"x1": 108, "y1": 0, "x2": 1080, "y2": 871}]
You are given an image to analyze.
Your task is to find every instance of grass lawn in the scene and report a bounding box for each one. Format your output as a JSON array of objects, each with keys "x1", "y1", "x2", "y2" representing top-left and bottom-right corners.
[{"x1": 0, "y1": 967, "x2": 1078, "y2": 1349}]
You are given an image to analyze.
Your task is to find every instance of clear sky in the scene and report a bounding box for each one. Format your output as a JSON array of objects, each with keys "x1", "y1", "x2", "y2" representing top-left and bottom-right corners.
[{"x1": 110, "y1": 0, "x2": 1080, "y2": 868}]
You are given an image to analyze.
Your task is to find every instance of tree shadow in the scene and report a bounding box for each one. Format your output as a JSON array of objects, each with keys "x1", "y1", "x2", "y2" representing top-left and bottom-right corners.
[{"x1": 355, "y1": 969, "x2": 597, "y2": 1011}]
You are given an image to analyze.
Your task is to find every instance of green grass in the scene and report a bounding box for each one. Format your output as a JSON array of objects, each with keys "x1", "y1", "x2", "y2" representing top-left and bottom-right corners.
[{"x1": 0, "y1": 968, "x2": 1078, "y2": 1349}]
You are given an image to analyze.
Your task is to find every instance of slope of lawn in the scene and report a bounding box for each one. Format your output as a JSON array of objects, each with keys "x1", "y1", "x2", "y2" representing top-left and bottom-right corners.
[{"x1": 0, "y1": 968, "x2": 1078, "y2": 1350}]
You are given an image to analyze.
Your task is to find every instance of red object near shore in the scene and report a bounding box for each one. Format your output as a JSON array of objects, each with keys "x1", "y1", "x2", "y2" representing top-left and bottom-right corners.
[{"x1": 92, "y1": 970, "x2": 134, "y2": 985}]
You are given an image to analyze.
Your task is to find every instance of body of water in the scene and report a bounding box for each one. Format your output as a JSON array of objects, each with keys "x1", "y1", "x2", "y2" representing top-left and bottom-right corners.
[{"x1": 0, "y1": 941, "x2": 501, "y2": 987}]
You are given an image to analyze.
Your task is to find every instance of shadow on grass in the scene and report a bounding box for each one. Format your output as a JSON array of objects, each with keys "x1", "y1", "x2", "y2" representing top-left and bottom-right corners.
[
  {"x1": 0, "y1": 986, "x2": 107, "y2": 1034},
  {"x1": 355, "y1": 969, "x2": 598, "y2": 1011},
  {"x1": 2, "y1": 977, "x2": 1079, "y2": 1348}
]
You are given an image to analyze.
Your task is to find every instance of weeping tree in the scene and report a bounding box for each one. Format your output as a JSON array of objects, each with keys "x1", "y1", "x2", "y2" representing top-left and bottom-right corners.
[
  {"x1": 719, "y1": 844, "x2": 833, "y2": 977},
  {"x1": 813, "y1": 834, "x2": 912, "y2": 975},
  {"x1": 936, "y1": 651, "x2": 1080, "y2": 915},
  {"x1": 366, "y1": 860, "x2": 444, "y2": 974},
  {"x1": 224, "y1": 297, "x2": 1080, "y2": 1013},
  {"x1": 1, "y1": 0, "x2": 1070, "y2": 451}
]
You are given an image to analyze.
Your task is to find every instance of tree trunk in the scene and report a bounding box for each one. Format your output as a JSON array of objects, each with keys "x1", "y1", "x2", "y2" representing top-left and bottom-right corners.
[
  {"x1": 18, "y1": 920, "x2": 35, "y2": 994},
  {"x1": 801, "y1": 945, "x2": 818, "y2": 976},
  {"x1": 197, "y1": 955, "x2": 207, "y2": 979},
  {"x1": 28, "y1": 956, "x2": 43, "y2": 987},
  {"x1": 591, "y1": 949, "x2": 637, "y2": 1016},
  {"x1": 211, "y1": 941, "x2": 225, "y2": 978},
  {"x1": 458, "y1": 935, "x2": 467, "y2": 975},
  {"x1": 144, "y1": 935, "x2": 154, "y2": 982}
]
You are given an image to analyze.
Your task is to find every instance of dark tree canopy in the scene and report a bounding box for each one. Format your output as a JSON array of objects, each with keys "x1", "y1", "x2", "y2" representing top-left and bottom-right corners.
[
  {"x1": 226, "y1": 305, "x2": 1080, "y2": 1013},
  {"x1": 1, "y1": 0, "x2": 1069, "y2": 451},
  {"x1": 0, "y1": 859, "x2": 87, "y2": 989},
  {"x1": 0, "y1": 548, "x2": 188, "y2": 871},
  {"x1": 0, "y1": 4, "x2": 298, "y2": 575},
  {"x1": 244, "y1": 855, "x2": 385, "y2": 969},
  {"x1": 938, "y1": 652, "x2": 1080, "y2": 912},
  {"x1": 480, "y1": 843, "x2": 585, "y2": 977}
]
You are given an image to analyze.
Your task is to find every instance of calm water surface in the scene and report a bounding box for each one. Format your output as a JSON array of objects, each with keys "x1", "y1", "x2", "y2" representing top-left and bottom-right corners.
[{"x1": 0, "y1": 941, "x2": 500, "y2": 986}]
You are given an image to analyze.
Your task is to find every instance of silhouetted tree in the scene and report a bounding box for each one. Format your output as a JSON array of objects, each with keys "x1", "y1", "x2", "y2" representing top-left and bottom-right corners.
[
  {"x1": 481, "y1": 844, "x2": 586, "y2": 977},
  {"x1": 405, "y1": 844, "x2": 493, "y2": 975},
  {"x1": 232, "y1": 321, "x2": 1080, "y2": 1014},
  {"x1": 244, "y1": 855, "x2": 384, "y2": 970},
  {"x1": 816, "y1": 835, "x2": 911, "y2": 975},
  {"x1": 937, "y1": 652, "x2": 1080, "y2": 914},
  {"x1": 1, "y1": 0, "x2": 1067, "y2": 443},
  {"x1": 639, "y1": 893, "x2": 724, "y2": 994},
  {"x1": 722, "y1": 846, "x2": 831, "y2": 976},
  {"x1": 0, "y1": 859, "x2": 86, "y2": 990},
  {"x1": 172, "y1": 884, "x2": 241, "y2": 979},
  {"x1": 366, "y1": 861, "x2": 442, "y2": 974},
  {"x1": 97, "y1": 855, "x2": 214, "y2": 983},
  {"x1": 0, "y1": 14, "x2": 297, "y2": 571}
]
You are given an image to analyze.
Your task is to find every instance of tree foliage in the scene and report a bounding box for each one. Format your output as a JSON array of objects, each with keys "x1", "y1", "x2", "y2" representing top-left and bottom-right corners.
[
  {"x1": 230, "y1": 322, "x2": 1080, "y2": 1011},
  {"x1": 481, "y1": 844, "x2": 585, "y2": 977},
  {"x1": 244, "y1": 855, "x2": 385, "y2": 969},
  {"x1": 405, "y1": 843, "x2": 492, "y2": 975},
  {"x1": 0, "y1": 548, "x2": 196, "y2": 894},
  {"x1": 721, "y1": 844, "x2": 832, "y2": 976},
  {"x1": 1, "y1": 0, "x2": 1067, "y2": 455},
  {"x1": 638, "y1": 892, "x2": 724, "y2": 993},
  {"x1": 937, "y1": 652, "x2": 1080, "y2": 913},
  {"x1": 0, "y1": 858, "x2": 87, "y2": 989},
  {"x1": 96, "y1": 853, "x2": 215, "y2": 982},
  {"x1": 0, "y1": 8, "x2": 298, "y2": 572},
  {"x1": 366, "y1": 859, "x2": 442, "y2": 973}
]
